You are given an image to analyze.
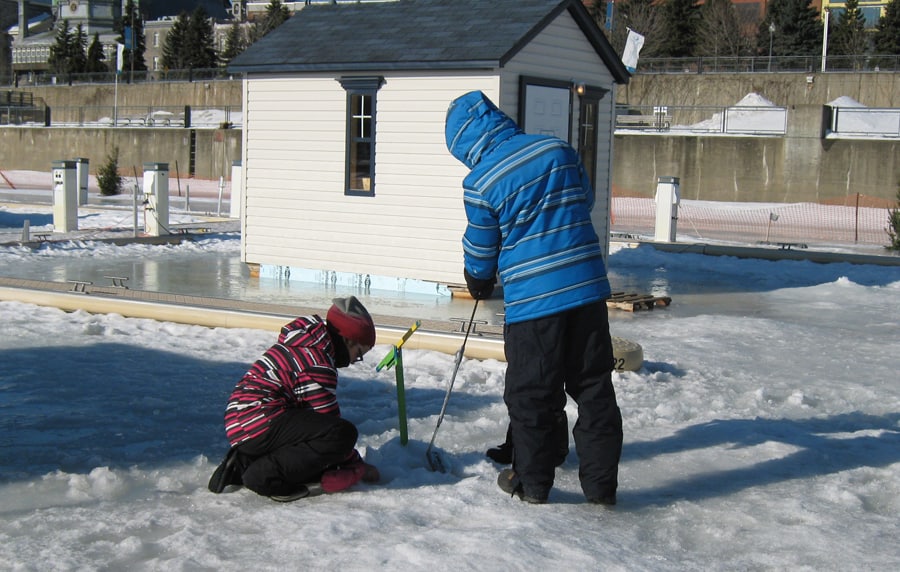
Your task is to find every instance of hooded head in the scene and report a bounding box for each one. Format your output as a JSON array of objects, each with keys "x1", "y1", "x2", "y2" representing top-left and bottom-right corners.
[
  {"x1": 327, "y1": 296, "x2": 376, "y2": 347},
  {"x1": 445, "y1": 90, "x2": 520, "y2": 169}
]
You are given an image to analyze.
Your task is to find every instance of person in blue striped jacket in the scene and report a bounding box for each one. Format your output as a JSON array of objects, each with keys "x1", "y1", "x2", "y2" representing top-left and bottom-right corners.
[{"x1": 445, "y1": 90, "x2": 622, "y2": 506}]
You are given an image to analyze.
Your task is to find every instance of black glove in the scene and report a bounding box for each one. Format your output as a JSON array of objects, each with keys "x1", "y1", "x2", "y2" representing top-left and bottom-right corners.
[{"x1": 464, "y1": 268, "x2": 495, "y2": 300}]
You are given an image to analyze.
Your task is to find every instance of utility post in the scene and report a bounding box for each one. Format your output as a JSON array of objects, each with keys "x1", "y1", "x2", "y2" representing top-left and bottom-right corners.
[
  {"x1": 768, "y1": 22, "x2": 776, "y2": 72},
  {"x1": 129, "y1": 7, "x2": 135, "y2": 84}
]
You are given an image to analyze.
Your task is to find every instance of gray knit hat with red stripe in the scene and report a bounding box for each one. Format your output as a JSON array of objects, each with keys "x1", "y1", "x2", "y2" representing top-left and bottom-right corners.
[{"x1": 327, "y1": 296, "x2": 376, "y2": 346}]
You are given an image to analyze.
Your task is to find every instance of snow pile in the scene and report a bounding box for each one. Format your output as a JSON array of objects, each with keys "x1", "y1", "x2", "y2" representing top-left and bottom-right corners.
[
  {"x1": 733, "y1": 93, "x2": 777, "y2": 108},
  {"x1": 681, "y1": 92, "x2": 785, "y2": 134},
  {"x1": 828, "y1": 96, "x2": 866, "y2": 108}
]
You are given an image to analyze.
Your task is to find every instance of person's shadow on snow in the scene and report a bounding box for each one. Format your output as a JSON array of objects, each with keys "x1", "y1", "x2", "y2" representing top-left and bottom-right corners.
[
  {"x1": 0, "y1": 343, "x2": 455, "y2": 484},
  {"x1": 0, "y1": 343, "x2": 248, "y2": 482},
  {"x1": 0, "y1": 210, "x2": 53, "y2": 229},
  {"x1": 619, "y1": 412, "x2": 900, "y2": 508}
]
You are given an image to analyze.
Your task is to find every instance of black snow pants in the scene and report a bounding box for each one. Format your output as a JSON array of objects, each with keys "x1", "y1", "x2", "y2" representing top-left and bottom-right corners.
[
  {"x1": 235, "y1": 408, "x2": 358, "y2": 497},
  {"x1": 503, "y1": 301, "x2": 623, "y2": 501}
]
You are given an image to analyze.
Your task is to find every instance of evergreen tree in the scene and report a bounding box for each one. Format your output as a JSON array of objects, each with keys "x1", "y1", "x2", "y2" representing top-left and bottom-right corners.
[
  {"x1": 256, "y1": 0, "x2": 291, "y2": 39},
  {"x1": 162, "y1": 8, "x2": 218, "y2": 71},
  {"x1": 48, "y1": 19, "x2": 74, "y2": 75},
  {"x1": 161, "y1": 11, "x2": 189, "y2": 70},
  {"x1": 114, "y1": 0, "x2": 147, "y2": 76},
  {"x1": 657, "y1": 0, "x2": 701, "y2": 58},
  {"x1": 695, "y1": 0, "x2": 752, "y2": 57},
  {"x1": 828, "y1": 0, "x2": 868, "y2": 63},
  {"x1": 85, "y1": 33, "x2": 107, "y2": 73},
  {"x1": 71, "y1": 23, "x2": 88, "y2": 74},
  {"x1": 220, "y1": 21, "x2": 248, "y2": 65},
  {"x1": 874, "y1": 0, "x2": 900, "y2": 55},
  {"x1": 757, "y1": 0, "x2": 823, "y2": 63},
  {"x1": 887, "y1": 180, "x2": 900, "y2": 251},
  {"x1": 184, "y1": 6, "x2": 218, "y2": 70},
  {"x1": 97, "y1": 147, "x2": 123, "y2": 197}
]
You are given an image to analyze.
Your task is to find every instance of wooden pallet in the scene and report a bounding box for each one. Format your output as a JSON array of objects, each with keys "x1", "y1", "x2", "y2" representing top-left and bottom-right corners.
[{"x1": 607, "y1": 291, "x2": 672, "y2": 312}]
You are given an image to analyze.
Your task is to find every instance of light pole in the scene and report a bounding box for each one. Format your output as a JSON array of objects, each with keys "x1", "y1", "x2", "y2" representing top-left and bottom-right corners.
[{"x1": 768, "y1": 22, "x2": 776, "y2": 72}]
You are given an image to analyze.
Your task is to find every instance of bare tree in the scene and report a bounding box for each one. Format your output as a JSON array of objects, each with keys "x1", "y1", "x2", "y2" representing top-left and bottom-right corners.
[
  {"x1": 695, "y1": 0, "x2": 753, "y2": 57},
  {"x1": 609, "y1": 0, "x2": 666, "y2": 57}
]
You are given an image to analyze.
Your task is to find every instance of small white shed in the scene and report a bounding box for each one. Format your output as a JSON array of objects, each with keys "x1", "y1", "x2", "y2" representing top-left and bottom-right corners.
[{"x1": 228, "y1": 0, "x2": 629, "y2": 294}]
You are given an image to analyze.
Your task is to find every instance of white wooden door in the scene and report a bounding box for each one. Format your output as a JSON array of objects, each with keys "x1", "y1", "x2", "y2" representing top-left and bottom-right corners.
[{"x1": 522, "y1": 84, "x2": 571, "y2": 141}]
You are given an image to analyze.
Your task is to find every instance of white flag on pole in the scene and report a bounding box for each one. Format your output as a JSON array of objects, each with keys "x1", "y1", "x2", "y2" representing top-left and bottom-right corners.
[
  {"x1": 116, "y1": 42, "x2": 125, "y2": 73},
  {"x1": 622, "y1": 29, "x2": 645, "y2": 74}
]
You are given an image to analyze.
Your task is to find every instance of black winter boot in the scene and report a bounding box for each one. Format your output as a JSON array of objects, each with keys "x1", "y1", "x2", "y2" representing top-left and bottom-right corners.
[
  {"x1": 497, "y1": 469, "x2": 546, "y2": 504},
  {"x1": 489, "y1": 417, "x2": 569, "y2": 467},
  {"x1": 486, "y1": 426, "x2": 514, "y2": 464},
  {"x1": 208, "y1": 448, "x2": 243, "y2": 493}
]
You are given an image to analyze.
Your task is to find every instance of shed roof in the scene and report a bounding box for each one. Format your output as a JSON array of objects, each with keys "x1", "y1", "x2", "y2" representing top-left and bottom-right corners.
[{"x1": 228, "y1": 0, "x2": 628, "y2": 83}]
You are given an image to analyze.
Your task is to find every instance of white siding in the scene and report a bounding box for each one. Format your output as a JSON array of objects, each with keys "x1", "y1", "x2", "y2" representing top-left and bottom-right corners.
[
  {"x1": 241, "y1": 72, "x2": 498, "y2": 286},
  {"x1": 240, "y1": 10, "x2": 621, "y2": 286}
]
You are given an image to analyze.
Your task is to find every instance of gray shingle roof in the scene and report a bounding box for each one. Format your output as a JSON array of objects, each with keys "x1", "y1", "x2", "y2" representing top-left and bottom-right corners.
[{"x1": 228, "y1": 0, "x2": 628, "y2": 83}]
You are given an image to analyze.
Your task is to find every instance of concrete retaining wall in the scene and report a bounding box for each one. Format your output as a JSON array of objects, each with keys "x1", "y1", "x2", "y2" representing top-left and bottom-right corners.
[
  {"x1": 2, "y1": 81, "x2": 243, "y2": 180},
  {"x1": 618, "y1": 72, "x2": 900, "y2": 108},
  {"x1": 612, "y1": 131, "x2": 898, "y2": 203},
  {"x1": 25, "y1": 81, "x2": 242, "y2": 109},
  {"x1": 1, "y1": 125, "x2": 241, "y2": 181},
  {"x1": 3, "y1": 75, "x2": 899, "y2": 202},
  {"x1": 613, "y1": 73, "x2": 900, "y2": 203}
]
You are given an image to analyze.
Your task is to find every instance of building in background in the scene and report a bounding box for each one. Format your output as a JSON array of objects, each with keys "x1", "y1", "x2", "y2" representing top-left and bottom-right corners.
[
  {"x1": 7, "y1": 0, "x2": 234, "y2": 82},
  {"x1": 821, "y1": 0, "x2": 890, "y2": 28}
]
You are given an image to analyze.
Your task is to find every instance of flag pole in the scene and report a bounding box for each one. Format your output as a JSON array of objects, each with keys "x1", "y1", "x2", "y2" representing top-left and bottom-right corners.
[{"x1": 115, "y1": 42, "x2": 124, "y2": 127}]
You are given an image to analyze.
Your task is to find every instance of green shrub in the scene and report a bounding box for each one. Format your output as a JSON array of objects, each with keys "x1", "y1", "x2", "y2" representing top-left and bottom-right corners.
[
  {"x1": 97, "y1": 147, "x2": 123, "y2": 196},
  {"x1": 887, "y1": 181, "x2": 900, "y2": 251}
]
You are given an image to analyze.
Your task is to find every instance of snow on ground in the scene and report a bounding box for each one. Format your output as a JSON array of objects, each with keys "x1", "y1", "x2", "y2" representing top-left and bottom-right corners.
[{"x1": 1, "y1": 203, "x2": 899, "y2": 570}]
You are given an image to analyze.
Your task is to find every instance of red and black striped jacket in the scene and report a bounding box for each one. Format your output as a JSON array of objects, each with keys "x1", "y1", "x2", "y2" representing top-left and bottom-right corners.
[{"x1": 224, "y1": 315, "x2": 340, "y2": 446}]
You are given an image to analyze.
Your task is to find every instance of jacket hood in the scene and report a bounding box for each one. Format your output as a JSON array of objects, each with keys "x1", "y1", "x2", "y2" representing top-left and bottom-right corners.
[
  {"x1": 445, "y1": 90, "x2": 520, "y2": 169},
  {"x1": 278, "y1": 315, "x2": 329, "y2": 348}
]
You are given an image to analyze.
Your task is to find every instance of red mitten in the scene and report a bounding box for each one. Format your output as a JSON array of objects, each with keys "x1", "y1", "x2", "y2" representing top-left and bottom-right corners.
[
  {"x1": 320, "y1": 450, "x2": 381, "y2": 493},
  {"x1": 321, "y1": 464, "x2": 365, "y2": 493}
]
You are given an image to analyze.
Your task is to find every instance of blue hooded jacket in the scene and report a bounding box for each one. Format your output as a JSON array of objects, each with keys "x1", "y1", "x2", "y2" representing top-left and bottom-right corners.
[{"x1": 445, "y1": 90, "x2": 611, "y2": 324}]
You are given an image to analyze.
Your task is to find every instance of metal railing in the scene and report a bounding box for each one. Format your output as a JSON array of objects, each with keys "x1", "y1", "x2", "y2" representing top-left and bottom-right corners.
[
  {"x1": 3, "y1": 54, "x2": 898, "y2": 87},
  {"x1": 2, "y1": 67, "x2": 238, "y2": 88},
  {"x1": 1, "y1": 90, "x2": 34, "y2": 106},
  {"x1": 1, "y1": 104, "x2": 241, "y2": 128},
  {"x1": 828, "y1": 106, "x2": 900, "y2": 138},
  {"x1": 636, "y1": 54, "x2": 900, "y2": 74},
  {"x1": 615, "y1": 104, "x2": 788, "y2": 135},
  {"x1": 0, "y1": 105, "x2": 47, "y2": 126}
]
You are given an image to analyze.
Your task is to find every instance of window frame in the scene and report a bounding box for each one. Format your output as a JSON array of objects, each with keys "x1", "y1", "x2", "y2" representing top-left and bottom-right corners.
[{"x1": 338, "y1": 76, "x2": 385, "y2": 197}]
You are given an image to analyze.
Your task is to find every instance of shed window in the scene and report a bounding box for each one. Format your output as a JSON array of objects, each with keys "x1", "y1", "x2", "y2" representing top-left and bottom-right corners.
[{"x1": 339, "y1": 76, "x2": 385, "y2": 196}]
